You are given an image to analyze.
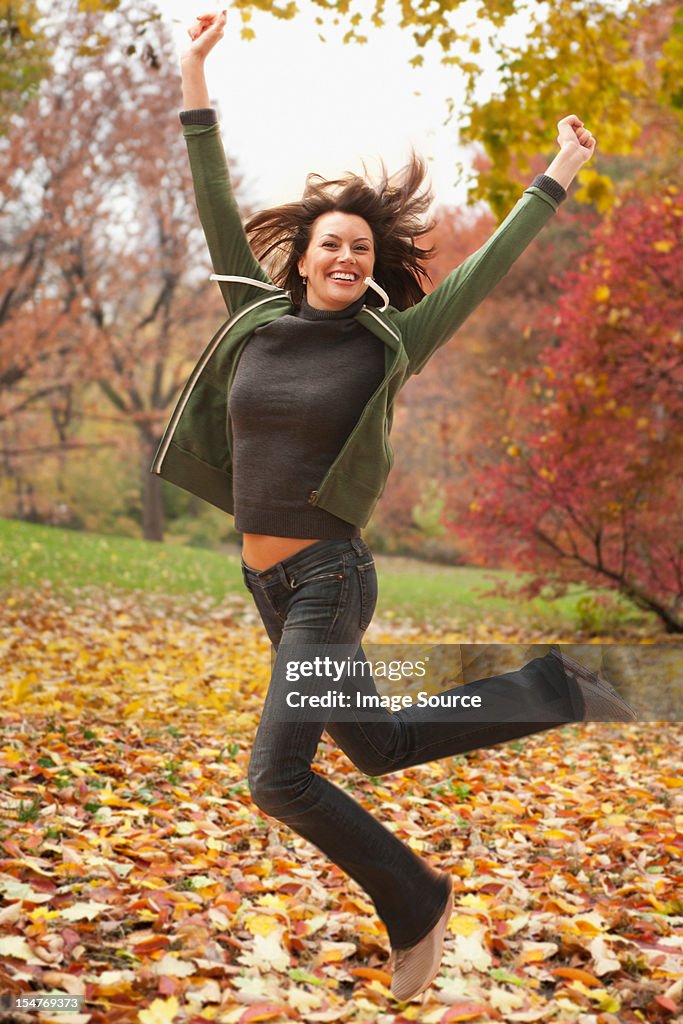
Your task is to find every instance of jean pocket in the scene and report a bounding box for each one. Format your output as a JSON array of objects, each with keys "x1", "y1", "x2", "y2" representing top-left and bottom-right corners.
[
  {"x1": 289, "y1": 569, "x2": 345, "y2": 590},
  {"x1": 357, "y1": 560, "x2": 378, "y2": 631}
]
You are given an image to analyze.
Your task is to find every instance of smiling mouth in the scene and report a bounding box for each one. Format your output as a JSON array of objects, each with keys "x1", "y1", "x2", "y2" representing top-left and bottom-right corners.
[{"x1": 328, "y1": 272, "x2": 359, "y2": 282}]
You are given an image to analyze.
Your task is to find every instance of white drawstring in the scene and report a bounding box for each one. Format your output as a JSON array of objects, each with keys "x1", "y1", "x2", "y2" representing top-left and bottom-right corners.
[
  {"x1": 210, "y1": 274, "x2": 281, "y2": 292},
  {"x1": 364, "y1": 276, "x2": 389, "y2": 311},
  {"x1": 210, "y1": 272, "x2": 389, "y2": 309}
]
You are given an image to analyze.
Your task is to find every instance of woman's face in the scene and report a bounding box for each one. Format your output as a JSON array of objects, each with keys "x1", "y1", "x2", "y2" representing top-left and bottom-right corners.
[{"x1": 297, "y1": 211, "x2": 375, "y2": 311}]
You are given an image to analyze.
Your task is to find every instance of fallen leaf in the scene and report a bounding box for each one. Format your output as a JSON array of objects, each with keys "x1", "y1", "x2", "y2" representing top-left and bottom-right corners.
[{"x1": 138, "y1": 995, "x2": 179, "y2": 1023}]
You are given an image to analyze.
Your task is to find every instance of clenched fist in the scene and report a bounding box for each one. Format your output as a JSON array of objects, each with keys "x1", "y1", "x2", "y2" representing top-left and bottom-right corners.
[
  {"x1": 556, "y1": 114, "x2": 596, "y2": 165},
  {"x1": 181, "y1": 10, "x2": 227, "y2": 62}
]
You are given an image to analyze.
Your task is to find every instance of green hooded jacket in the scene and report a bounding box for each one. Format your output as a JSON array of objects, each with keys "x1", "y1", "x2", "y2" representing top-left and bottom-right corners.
[{"x1": 151, "y1": 120, "x2": 561, "y2": 528}]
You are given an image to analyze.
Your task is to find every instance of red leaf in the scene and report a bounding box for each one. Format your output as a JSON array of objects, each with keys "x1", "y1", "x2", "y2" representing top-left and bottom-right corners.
[
  {"x1": 655, "y1": 996, "x2": 679, "y2": 1014},
  {"x1": 158, "y1": 976, "x2": 178, "y2": 996}
]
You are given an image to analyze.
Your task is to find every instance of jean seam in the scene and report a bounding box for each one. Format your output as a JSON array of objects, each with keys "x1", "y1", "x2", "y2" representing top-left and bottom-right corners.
[
  {"x1": 356, "y1": 561, "x2": 376, "y2": 631},
  {"x1": 320, "y1": 552, "x2": 351, "y2": 643}
]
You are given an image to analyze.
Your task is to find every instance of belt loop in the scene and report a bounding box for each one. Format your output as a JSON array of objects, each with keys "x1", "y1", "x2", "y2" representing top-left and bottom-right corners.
[
  {"x1": 277, "y1": 563, "x2": 293, "y2": 589},
  {"x1": 351, "y1": 537, "x2": 364, "y2": 556}
]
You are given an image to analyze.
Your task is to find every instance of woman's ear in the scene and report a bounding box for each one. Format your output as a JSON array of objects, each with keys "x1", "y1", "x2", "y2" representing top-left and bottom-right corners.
[{"x1": 297, "y1": 256, "x2": 306, "y2": 277}]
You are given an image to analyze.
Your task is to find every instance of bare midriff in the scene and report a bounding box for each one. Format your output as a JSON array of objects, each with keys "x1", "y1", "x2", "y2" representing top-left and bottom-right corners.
[{"x1": 241, "y1": 533, "x2": 321, "y2": 572}]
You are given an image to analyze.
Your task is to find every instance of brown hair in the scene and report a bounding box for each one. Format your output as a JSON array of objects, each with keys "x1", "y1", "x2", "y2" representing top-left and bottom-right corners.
[{"x1": 245, "y1": 153, "x2": 436, "y2": 310}]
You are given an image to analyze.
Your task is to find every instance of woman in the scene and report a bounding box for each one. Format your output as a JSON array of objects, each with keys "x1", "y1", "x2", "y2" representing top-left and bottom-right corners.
[{"x1": 153, "y1": 10, "x2": 636, "y2": 1001}]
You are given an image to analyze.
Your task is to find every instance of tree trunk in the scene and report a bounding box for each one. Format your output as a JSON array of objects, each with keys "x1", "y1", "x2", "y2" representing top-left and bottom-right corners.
[{"x1": 140, "y1": 433, "x2": 164, "y2": 542}]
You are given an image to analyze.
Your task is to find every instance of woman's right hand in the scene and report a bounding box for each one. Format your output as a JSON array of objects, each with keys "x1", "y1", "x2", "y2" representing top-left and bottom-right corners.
[{"x1": 181, "y1": 10, "x2": 227, "y2": 63}]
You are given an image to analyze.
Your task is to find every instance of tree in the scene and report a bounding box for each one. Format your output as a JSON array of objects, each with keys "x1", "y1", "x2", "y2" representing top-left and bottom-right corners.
[
  {"x1": 307, "y1": 0, "x2": 682, "y2": 215},
  {"x1": 451, "y1": 184, "x2": 683, "y2": 632},
  {"x1": 0, "y1": 1, "x2": 53, "y2": 132},
  {"x1": 0, "y1": 1, "x2": 239, "y2": 540}
]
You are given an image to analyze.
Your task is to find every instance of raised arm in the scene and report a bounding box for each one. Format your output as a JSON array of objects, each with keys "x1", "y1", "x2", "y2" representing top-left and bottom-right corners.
[
  {"x1": 394, "y1": 115, "x2": 596, "y2": 376},
  {"x1": 179, "y1": 12, "x2": 275, "y2": 315}
]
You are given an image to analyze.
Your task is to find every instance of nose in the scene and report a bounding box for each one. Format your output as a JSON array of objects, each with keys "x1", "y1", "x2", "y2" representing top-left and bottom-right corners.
[{"x1": 339, "y1": 247, "x2": 356, "y2": 263}]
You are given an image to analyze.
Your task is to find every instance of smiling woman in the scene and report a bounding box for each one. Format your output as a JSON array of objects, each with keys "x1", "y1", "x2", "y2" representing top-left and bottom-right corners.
[
  {"x1": 298, "y1": 214, "x2": 376, "y2": 310},
  {"x1": 149, "y1": 7, "x2": 636, "y2": 1005}
]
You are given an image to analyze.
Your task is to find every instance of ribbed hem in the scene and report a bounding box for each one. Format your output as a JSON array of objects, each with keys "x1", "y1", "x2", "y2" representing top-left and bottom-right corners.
[
  {"x1": 235, "y1": 506, "x2": 359, "y2": 539},
  {"x1": 531, "y1": 173, "x2": 567, "y2": 205},
  {"x1": 179, "y1": 108, "x2": 218, "y2": 126}
]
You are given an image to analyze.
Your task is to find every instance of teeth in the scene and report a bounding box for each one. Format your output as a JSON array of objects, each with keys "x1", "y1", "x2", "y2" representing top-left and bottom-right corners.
[{"x1": 330, "y1": 273, "x2": 356, "y2": 281}]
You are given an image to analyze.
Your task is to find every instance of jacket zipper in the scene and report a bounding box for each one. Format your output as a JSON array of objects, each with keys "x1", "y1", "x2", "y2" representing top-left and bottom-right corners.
[
  {"x1": 362, "y1": 306, "x2": 401, "y2": 345},
  {"x1": 151, "y1": 293, "x2": 283, "y2": 475}
]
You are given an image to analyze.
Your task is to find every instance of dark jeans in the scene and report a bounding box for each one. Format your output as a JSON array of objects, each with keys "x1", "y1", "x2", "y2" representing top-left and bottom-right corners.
[{"x1": 241, "y1": 537, "x2": 583, "y2": 949}]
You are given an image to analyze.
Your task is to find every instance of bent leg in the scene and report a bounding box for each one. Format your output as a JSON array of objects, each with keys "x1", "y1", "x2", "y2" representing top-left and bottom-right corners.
[{"x1": 325, "y1": 645, "x2": 583, "y2": 777}]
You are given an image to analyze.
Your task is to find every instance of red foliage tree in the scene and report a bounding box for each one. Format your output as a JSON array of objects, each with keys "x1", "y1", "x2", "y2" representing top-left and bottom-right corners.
[{"x1": 449, "y1": 184, "x2": 683, "y2": 632}]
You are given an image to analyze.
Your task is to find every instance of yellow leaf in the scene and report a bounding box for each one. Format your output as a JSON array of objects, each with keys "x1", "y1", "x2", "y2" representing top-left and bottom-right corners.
[
  {"x1": 244, "y1": 913, "x2": 280, "y2": 936},
  {"x1": 0, "y1": 936, "x2": 43, "y2": 962},
  {"x1": 60, "y1": 901, "x2": 111, "y2": 921},
  {"x1": 575, "y1": 170, "x2": 614, "y2": 213},
  {"x1": 450, "y1": 915, "x2": 481, "y2": 936},
  {"x1": 591, "y1": 992, "x2": 621, "y2": 1012},
  {"x1": 652, "y1": 239, "x2": 674, "y2": 253},
  {"x1": 123, "y1": 699, "x2": 145, "y2": 716},
  {"x1": 593, "y1": 285, "x2": 611, "y2": 303},
  {"x1": 138, "y1": 996, "x2": 179, "y2": 1024},
  {"x1": 0, "y1": 746, "x2": 22, "y2": 763}
]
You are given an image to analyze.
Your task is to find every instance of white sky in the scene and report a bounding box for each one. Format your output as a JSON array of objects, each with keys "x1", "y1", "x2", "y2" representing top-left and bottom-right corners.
[{"x1": 161, "y1": 0, "x2": 534, "y2": 211}]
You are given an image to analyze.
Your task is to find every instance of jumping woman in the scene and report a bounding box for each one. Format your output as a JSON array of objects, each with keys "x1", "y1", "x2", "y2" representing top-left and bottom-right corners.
[{"x1": 152, "y1": 10, "x2": 636, "y2": 1001}]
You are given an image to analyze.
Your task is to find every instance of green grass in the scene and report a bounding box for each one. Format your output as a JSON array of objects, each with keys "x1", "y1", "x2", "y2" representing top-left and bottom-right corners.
[
  {"x1": 0, "y1": 516, "x2": 648, "y2": 633},
  {"x1": 0, "y1": 516, "x2": 243, "y2": 600}
]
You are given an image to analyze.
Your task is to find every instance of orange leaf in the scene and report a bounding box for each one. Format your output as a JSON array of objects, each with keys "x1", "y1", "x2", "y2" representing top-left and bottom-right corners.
[
  {"x1": 551, "y1": 967, "x2": 602, "y2": 987},
  {"x1": 349, "y1": 966, "x2": 392, "y2": 986},
  {"x1": 440, "y1": 1002, "x2": 490, "y2": 1022},
  {"x1": 238, "y1": 1004, "x2": 289, "y2": 1023},
  {"x1": 215, "y1": 889, "x2": 242, "y2": 909},
  {"x1": 130, "y1": 935, "x2": 170, "y2": 954}
]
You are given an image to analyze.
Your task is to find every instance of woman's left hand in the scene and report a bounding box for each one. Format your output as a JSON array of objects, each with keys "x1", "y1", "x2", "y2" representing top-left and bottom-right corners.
[{"x1": 556, "y1": 114, "x2": 596, "y2": 165}]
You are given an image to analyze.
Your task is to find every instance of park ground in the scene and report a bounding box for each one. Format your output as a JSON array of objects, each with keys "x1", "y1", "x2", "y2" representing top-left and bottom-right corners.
[{"x1": 0, "y1": 520, "x2": 681, "y2": 1024}]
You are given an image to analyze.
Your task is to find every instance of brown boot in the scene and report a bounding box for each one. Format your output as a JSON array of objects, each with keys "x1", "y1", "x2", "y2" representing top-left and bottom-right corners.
[
  {"x1": 389, "y1": 876, "x2": 453, "y2": 1001},
  {"x1": 549, "y1": 649, "x2": 637, "y2": 721}
]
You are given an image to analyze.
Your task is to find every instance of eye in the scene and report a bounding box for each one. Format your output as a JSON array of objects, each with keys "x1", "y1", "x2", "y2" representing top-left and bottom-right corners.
[{"x1": 322, "y1": 241, "x2": 338, "y2": 248}]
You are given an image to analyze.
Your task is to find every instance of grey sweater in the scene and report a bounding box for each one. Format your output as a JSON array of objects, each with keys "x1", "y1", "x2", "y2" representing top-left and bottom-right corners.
[{"x1": 229, "y1": 295, "x2": 386, "y2": 538}]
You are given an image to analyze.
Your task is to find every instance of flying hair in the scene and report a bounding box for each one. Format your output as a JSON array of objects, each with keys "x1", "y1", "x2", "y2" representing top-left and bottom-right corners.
[{"x1": 245, "y1": 153, "x2": 436, "y2": 310}]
